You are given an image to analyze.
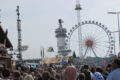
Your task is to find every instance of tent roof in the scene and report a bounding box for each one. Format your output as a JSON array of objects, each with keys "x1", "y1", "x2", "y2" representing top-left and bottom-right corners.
[{"x1": 0, "y1": 25, "x2": 13, "y2": 48}]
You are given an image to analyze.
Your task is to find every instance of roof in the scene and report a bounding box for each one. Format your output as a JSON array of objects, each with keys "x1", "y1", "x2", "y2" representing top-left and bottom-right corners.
[{"x1": 0, "y1": 25, "x2": 13, "y2": 48}]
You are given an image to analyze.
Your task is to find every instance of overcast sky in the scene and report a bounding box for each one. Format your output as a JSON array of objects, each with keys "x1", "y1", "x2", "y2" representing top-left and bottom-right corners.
[{"x1": 0, "y1": 0, "x2": 120, "y2": 59}]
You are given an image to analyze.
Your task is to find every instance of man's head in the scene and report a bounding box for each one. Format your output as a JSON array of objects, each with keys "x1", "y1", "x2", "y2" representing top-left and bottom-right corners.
[
  {"x1": 96, "y1": 67, "x2": 103, "y2": 74},
  {"x1": 13, "y1": 71, "x2": 21, "y2": 79},
  {"x1": 63, "y1": 66, "x2": 77, "y2": 80},
  {"x1": 106, "y1": 63, "x2": 112, "y2": 72},
  {"x1": 51, "y1": 70, "x2": 56, "y2": 78},
  {"x1": 78, "y1": 73, "x2": 85, "y2": 80},
  {"x1": 2, "y1": 69, "x2": 10, "y2": 78},
  {"x1": 112, "y1": 58, "x2": 120, "y2": 70},
  {"x1": 47, "y1": 67, "x2": 52, "y2": 73},
  {"x1": 83, "y1": 65, "x2": 89, "y2": 69},
  {"x1": 42, "y1": 71, "x2": 51, "y2": 80},
  {"x1": 55, "y1": 74, "x2": 60, "y2": 80}
]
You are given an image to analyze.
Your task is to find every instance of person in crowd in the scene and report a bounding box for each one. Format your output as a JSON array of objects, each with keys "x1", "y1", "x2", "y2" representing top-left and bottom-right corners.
[
  {"x1": 55, "y1": 74, "x2": 60, "y2": 80},
  {"x1": 92, "y1": 67, "x2": 104, "y2": 80},
  {"x1": 102, "y1": 63, "x2": 112, "y2": 80},
  {"x1": 12, "y1": 71, "x2": 21, "y2": 80},
  {"x1": 34, "y1": 71, "x2": 42, "y2": 80},
  {"x1": 0, "y1": 67, "x2": 3, "y2": 79},
  {"x1": 60, "y1": 71, "x2": 64, "y2": 80},
  {"x1": 90, "y1": 67, "x2": 96, "y2": 74},
  {"x1": 106, "y1": 58, "x2": 120, "y2": 80},
  {"x1": 82, "y1": 65, "x2": 91, "y2": 80},
  {"x1": 63, "y1": 66, "x2": 77, "y2": 80},
  {"x1": 47, "y1": 67, "x2": 53, "y2": 74},
  {"x1": 21, "y1": 72, "x2": 28, "y2": 80},
  {"x1": 0, "y1": 69, "x2": 10, "y2": 80},
  {"x1": 90, "y1": 67, "x2": 96, "y2": 80},
  {"x1": 24, "y1": 73, "x2": 34, "y2": 80},
  {"x1": 42, "y1": 71, "x2": 51, "y2": 80},
  {"x1": 50, "y1": 70, "x2": 56, "y2": 80},
  {"x1": 105, "y1": 63, "x2": 112, "y2": 76},
  {"x1": 77, "y1": 73, "x2": 85, "y2": 80}
]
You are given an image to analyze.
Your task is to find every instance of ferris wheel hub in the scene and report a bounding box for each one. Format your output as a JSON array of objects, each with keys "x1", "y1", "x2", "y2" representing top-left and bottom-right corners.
[{"x1": 85, "y1": 40, "x2": 94, "y2": 47}]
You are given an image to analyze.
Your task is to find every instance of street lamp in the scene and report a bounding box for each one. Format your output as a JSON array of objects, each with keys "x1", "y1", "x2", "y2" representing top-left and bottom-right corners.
[{"x1": 108, "y1": 12, "x2": 120, "y2": 52}]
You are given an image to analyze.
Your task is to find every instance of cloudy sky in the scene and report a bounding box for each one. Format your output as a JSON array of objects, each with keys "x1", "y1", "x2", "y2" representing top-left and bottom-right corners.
[{"x1": 0, "y1": 0, "x2": 120, "y2": 59}]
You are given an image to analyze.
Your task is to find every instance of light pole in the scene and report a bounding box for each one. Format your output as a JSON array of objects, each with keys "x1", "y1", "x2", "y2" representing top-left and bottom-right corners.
[{"x1": 108, "y1": 12, "x2": 120, "y2": 52}]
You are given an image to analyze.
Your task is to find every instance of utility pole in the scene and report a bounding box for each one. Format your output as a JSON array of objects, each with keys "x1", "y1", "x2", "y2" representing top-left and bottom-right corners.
[{"x1": 16, "y1": 6, "x2": 22, "y2": 60}]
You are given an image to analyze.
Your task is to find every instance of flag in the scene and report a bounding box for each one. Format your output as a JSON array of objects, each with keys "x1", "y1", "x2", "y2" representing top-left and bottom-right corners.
[{"x1": 102, "y1": 60, "x2": 106, "y2": 67}]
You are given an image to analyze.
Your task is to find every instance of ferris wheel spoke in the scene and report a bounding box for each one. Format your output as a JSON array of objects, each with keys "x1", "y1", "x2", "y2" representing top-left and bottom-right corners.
[
  {"x1": 93, "y1": 49, "x2": 103, "y2": 57},
  {"x1": 94, "y1": 47, "x2": 107, "y2": 57},
  {"x1": 94, "y1": 45, "x2": 108, "y2": 52},
  {"x1": 96, "y1": 41, "x2": 110, "y2": 44},
  {"x1": 82, "y1": 33, "x2": 92, "y2": 41},
  {"x1": 93, "y1": 47, "x2": 103, "y2": 56},
  {"x1": 82, "y1": 25, "x2": 99, "y2": 38},
  {"x1": 95, "y1": 35, "x2": 109, "y2": 41},
  {"x1": 96, "y1": 42, "x2": 109, "y2": 46},
  {"x1": 96, "y1": 42, "x2": 110, "y2": 47},
  {"x1": 95, "y1": 33, "x2": 108, "y2": 39},
  {"x1": 94, "y1": 29, "x2": 105, "y2": 38},
  {"x1": 91, "y1": 25, "x2": 106, "y2": 38},
  {"x1": 94, "y1": 46, "x2": 109, "y2": 55},
  {"x1": 94, "y1": 44, "x2": 108, "y2": 51},
  {"x1": 82, "y1": 25, "x2": 91, "y2": 32},
  {"x1": 95, "y1": 44, "x2": 109, "y2": 48}
]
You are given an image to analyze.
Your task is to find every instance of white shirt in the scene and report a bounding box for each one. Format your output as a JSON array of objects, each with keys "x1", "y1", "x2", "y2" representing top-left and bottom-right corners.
[
  {"x1": 106, "y1": 68, "x2": 120, "y2": 80},
  {"x1": 92, "y1": 72, "x2": 104, "y2": 80}
]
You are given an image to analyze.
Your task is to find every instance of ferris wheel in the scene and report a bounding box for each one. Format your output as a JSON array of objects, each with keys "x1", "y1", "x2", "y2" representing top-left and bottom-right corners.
[{"x1": 66, "y1": 20, "x2": 114, "y2": 58}]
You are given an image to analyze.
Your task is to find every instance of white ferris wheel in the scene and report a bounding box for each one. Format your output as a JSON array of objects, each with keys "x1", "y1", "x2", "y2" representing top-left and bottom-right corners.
[{"x1": 66, "y1": 20, "x2": 114, "y2": 58}]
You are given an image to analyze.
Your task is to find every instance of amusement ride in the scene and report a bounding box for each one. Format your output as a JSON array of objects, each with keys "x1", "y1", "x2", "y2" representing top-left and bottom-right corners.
[{"x1": 65, "y1": 0, "x2": 115, "y2": 59}]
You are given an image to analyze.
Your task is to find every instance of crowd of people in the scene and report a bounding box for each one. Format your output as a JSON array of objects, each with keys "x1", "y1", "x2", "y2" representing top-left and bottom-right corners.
[{"x1": 0, "y1": 57, "x2": 120, "y2": 80}]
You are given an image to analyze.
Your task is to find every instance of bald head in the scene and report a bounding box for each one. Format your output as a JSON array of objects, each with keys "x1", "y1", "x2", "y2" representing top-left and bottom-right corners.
[
  {"x1": 51, "y1": 70, "x2": 56, "y2": 78},
  {"x1": 63, "y1": 66, "x2": 77, "y2": 80}
]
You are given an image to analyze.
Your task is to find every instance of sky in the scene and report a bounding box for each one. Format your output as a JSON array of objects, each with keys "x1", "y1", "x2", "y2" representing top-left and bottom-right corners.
[{"x1": 0, "y1": 0, "x2": 120, "y2": 59}]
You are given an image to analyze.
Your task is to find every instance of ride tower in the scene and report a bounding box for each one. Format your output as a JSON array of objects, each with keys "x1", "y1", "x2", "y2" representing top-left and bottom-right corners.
[
  {"x1": 16, "y1": 6, "x2": 22, "y2": 60},
  {"x1": 55, "y1": 19, "x2": 67, "y2": 56}
]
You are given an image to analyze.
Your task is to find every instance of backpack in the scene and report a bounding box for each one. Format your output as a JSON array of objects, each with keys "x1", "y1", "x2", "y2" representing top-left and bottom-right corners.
[{"x1": 83, "y1": 69, "x2": 91, "y2": 80}]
